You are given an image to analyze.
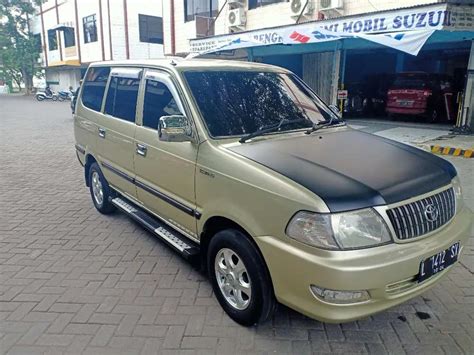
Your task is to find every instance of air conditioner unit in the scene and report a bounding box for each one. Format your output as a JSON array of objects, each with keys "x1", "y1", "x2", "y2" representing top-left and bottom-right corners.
[
  {"x1": 228, "y1": 8, "x2": 246, "y2": 28},
  {"x1": 290, "y1": 0, "x2": 314, "y2": 17},
  {"x1": 319, "y1": 0, "x2": 343, "y2": 11}
]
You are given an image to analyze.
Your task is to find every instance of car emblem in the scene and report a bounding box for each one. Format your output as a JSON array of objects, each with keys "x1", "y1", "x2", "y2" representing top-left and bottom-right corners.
[{"x1": 424, "y1": 204, "x2": 439, "y2": 222}]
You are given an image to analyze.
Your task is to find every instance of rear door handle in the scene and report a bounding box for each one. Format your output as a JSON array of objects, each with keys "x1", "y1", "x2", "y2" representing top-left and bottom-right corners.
[
  {"x1": 136, "y1": 143, "x2": 147, "y2": 157},
  {"x1": 98, "y1": 128, "x2": 106, "y2": 138}
]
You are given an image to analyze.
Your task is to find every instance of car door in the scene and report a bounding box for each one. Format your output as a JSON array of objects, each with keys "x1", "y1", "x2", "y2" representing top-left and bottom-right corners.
[
  {"x1": 134, "y1": 70, "x2": 199, "y2": 239},
  {"x1": 97, "y1": 67, "x2": 141, "y2": 200}
]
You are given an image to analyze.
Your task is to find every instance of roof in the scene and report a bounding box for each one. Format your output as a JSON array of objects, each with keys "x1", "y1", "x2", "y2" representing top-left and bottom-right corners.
[{"x1": 89, "y1": 57, "x2": 288, "y2": 72}]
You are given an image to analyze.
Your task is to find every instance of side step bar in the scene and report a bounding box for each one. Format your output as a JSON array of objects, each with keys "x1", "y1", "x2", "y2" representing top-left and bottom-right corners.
[{"x1": 111, "y1": 197, "x2": 200, "y2": 260}]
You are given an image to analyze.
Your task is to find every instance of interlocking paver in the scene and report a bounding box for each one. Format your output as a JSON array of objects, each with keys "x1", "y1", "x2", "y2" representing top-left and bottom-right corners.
[{"x1": 0, "y1": 95, "x2": 473, "y2": 354}]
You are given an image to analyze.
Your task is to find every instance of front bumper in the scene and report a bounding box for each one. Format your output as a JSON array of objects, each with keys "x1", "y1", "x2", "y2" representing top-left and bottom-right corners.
[{"x1": 255, "y1": 206, "x2": 472, "y2": 323}]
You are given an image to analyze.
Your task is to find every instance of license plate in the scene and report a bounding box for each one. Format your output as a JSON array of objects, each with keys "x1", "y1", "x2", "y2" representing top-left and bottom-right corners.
[
  {"x1": 398, "y1": 100, "x2": 414, "y2": 107},
  {"x1": 418, "y1": 242, "x2": 460, "y2": 283}
]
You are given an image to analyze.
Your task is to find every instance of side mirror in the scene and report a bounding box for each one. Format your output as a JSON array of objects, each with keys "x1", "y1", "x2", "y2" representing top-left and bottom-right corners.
[
  {"x1": 158, "y1": 115, "x2": 192, "y2": 142},
  {"x1": 328, "y1": 104, "x2": 341, "y2": 117}
]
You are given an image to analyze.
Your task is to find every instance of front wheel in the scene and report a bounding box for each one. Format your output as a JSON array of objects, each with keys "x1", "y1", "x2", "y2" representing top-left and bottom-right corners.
[
  {"x1": 52, "y1": 95, "x2": 58, "y2": 101},
  {"x1": 208, "y1": 229, "x2": 276, "y2": 326}
]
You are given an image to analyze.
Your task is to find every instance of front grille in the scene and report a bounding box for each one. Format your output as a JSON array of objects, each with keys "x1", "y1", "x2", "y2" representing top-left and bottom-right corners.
[{"x1": 386, "y1": 187, "x2": 455, "y2": 240}]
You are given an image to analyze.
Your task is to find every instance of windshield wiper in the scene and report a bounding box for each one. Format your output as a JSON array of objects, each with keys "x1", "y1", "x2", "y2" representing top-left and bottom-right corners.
[
  {"x1": 305, "y1": 116, "x2": 342, "y2": 135},
  {"x1": 239, "y1": 118, "x2": 308, "y2": 143}
]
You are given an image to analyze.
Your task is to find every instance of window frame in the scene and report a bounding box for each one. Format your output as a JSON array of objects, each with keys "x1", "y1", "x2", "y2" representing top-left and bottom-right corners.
[
  {"x1": 80, "y1": 66, "x2": 111, "y2": 113},
  {"x1": 138, "y1": 14, "x2": 164, "y2": 44},
  {"x1": 82, "y1": 14, "x2": 98, "y2": 44},
  {"x1": 184, "y1": 0, "x2": 218, "y2": 22},
  {"x1": 248, "y1": 0, "x2": 287, "y2": 10},
  {"x1": 103, "y1": 67, "x2": 143, "y2": 124},
  {"x1": 140, "y1": 71, "x2": 186, "y2": 131},
  {"x1": 63, "y1": 27, "x2": 76, "y2": 48},
  {"x1": 47, "y1": 29, "x2": 58, "y2": 51}
]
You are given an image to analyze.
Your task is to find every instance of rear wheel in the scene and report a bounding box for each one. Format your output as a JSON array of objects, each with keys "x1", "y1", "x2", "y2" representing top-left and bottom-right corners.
[
  {"x1": 57, "y1": 95, "x2": 65, "y2": 102},
  {"x1": 208, "y1": 229, "x2": 276, "y2": 326},
  {"x1": 36, "y1": 95, "x2": 44, "y2": 101},
  {"x1": 88, "y1": 163, "x2": 115, "y2": 214}
]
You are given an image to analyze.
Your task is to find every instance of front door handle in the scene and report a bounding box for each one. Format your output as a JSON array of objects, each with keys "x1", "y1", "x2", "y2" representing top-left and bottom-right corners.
[
  {"x1": 136, "y1": 143, "x2": 147, "y2": 157},
  {"x1": 98, "y1": 128, "x2": 106, "y2": 138}
]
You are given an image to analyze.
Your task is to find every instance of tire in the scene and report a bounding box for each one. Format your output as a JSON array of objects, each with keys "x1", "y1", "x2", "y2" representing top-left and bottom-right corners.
[
  {"x1": 208, "y1": 229, "x2": 276, "y2": 326},
  {"x1": 58, "y1": 96, "x2": 65, "y2": 102},
  {"x1": 36, "y1": 95, "x2": 44, "y2": 101},
  {"x1": 52, "y1": 95, "x2": 58, "y2": 101},
  {"x1": 88, "y1": 162, "x2": 116, "y2": 214}
]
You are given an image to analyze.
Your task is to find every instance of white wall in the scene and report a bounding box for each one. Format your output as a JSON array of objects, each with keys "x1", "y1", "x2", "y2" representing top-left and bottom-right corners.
[
  {"x1": 36, "y1": 0, "x2": 165, "y2": 64},
  {"x1": 34, "y1": 0, "x2": 165, "y2": 90},
  {"x1": 127, "y1": 0, "x2": 165, "y2": 60}
]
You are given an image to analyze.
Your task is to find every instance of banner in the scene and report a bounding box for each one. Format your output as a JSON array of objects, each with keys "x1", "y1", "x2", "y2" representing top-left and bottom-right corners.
[
  {"x1": 188, "y1": 3, "x2": 472, "y2": 56},
  {"x1": 282, "y1": 27, "x2": 436, "y2": 55}
]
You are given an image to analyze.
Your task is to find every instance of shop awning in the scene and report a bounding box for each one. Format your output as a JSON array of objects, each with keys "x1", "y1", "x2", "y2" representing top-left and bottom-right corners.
[{"x1": 188, "y1": 3, "x2": 473, "y2": 57}]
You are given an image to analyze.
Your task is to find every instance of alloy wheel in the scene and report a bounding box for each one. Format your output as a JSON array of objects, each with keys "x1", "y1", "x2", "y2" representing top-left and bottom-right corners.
[{"x1": 214, "y1": 248, "x2": 252, "y2": 310}]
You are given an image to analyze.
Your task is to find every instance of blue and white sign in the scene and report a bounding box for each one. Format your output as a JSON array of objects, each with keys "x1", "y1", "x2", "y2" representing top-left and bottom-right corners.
[{"x1": 188, "y1": 3, "x2": 473, "y2": 56}]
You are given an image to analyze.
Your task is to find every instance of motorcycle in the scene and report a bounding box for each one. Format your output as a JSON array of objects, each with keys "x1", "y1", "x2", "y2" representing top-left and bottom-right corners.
[
  {"x1": 58, "y1": 89, "x2": 74, "y2": 101},
  {"x1": 36, "y1": 90, "x2": 59, "y2": 102}
]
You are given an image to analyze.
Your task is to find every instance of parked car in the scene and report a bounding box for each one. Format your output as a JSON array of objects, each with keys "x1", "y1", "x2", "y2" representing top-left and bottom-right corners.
[
  {"x1": 386, "y1": 72, "x2": 454, "y2": 122},
  {"x1": 74, "y1": 59, "x2": 471, "y2": 326}
]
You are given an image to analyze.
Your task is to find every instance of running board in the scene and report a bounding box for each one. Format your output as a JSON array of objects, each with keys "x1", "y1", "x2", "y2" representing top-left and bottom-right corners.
[{"x1": 111, "y1": 197, "x2": 200, "y2": 260}]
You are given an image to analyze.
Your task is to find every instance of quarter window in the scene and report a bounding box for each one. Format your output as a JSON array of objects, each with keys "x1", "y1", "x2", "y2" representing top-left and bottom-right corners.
[
  {"x1": 105, "y1": 75, "x2": 141, "y2": 122},
  {"x1": 139, "y1": 15, "x2": 163, "y2": 44},
  {"x1": 184, "y1": 0, "x2": 218, "y2": 22},
  {"x1": 47, "y1": 29, "x2": 57, "y2": 51},
  {"x1": 81, "y1": 66, "x2": 111, "y2": 112},
  {"x1": 83, "y1": 14, "x2": 97, "y2": 43},
  {"x1": 143, "y1": 80, "x2": 182, "y2": 130}
]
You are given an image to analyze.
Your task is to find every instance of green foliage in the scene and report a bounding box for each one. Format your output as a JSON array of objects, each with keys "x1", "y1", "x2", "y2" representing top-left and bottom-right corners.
[{"x1": 0, "y1": 0, "x2": 43, "y2": 93}]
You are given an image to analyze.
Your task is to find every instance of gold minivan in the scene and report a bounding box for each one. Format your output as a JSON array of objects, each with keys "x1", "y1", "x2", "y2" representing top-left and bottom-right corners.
[{"x1": 74, "y1": 58, "x2": 471, "y2": 326}]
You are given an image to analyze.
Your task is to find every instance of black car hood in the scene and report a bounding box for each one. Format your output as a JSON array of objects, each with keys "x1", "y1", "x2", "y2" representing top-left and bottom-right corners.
[{"x1": 228, "y1": 129, "x2": 456, "y2": 212}]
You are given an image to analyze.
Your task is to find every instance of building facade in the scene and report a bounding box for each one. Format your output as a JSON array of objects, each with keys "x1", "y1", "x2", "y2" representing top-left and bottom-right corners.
[
  {"x1": 163, "y1": 0, "x2": 474, "y2": 128},
  {"x1": 33, "y1": 0, "x2": 165, "y2": 91}
]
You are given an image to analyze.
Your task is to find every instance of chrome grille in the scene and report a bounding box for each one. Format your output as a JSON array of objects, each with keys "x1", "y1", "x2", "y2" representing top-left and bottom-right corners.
[{"x1": 386, "y1": 188, "x2": 455, "y2": 240}]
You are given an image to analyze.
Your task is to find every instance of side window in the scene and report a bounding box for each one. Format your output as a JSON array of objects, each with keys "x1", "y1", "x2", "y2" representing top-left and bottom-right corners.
[
  {"x1": 81, "y1": 66, "x2": 110, "y2": 112},
  {"x1": 142, "y1": 79, "x2": 182, "y2": 130},
  {"x1": 104, "y1": 74, "x2": 141, "y2": 122}
]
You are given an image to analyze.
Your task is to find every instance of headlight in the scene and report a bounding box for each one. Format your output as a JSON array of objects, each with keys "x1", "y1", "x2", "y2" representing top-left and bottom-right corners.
[
  {"x1": 452, "y1": 176, "x2": 463, "y2": 211},
  {"x1": 286, "y1": 209, "x2": 392, "y2": 250}
]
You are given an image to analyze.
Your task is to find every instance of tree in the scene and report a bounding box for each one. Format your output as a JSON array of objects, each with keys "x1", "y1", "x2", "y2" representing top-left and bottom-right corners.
[{"x1": 0, "y1": 0, "x2": 42, "y2": 94}]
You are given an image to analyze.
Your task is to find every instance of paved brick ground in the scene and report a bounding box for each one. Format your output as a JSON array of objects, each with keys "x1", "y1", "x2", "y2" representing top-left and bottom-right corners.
[{"x1": 0, "y1": 95, "x2": 473, "y2": 354}]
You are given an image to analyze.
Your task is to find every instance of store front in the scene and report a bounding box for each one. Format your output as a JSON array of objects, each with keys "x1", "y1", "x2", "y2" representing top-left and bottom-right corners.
[{"x1": 188, "y1": 2, "x2": 474, "y2": 128}]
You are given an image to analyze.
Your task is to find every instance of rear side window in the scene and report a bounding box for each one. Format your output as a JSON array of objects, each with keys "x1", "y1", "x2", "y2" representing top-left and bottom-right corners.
[
  {"x1": 104, "y1": 75, "x2": 141, "y2": 122},
  {"x1": 81, "y1": 67, "x2": 110, "y2": 112},
  {"x1": 143, "y1": 80, "x2": 182, "y2": 129}
]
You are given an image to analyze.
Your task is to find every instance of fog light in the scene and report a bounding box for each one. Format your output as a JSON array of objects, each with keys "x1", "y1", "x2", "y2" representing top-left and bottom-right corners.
[{"x1": 310, "y1": 285, "x2": 370, "y2": 304}]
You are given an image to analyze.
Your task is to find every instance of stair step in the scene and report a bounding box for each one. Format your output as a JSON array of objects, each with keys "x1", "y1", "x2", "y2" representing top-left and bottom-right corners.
[{"x1": 111, "y1": 197, "x2": 200, "y2": 259}]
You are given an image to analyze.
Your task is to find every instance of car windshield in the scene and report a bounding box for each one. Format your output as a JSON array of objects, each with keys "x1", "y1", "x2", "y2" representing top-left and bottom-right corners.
[{"x1": 183, "y1": 70, "x2": 338, "y2": 138}]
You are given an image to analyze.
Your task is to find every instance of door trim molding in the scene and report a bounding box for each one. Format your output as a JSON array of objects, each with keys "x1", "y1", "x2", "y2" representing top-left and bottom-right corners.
[{"x1": 101, "y1": 161, "x2": 201, "y2": 219}]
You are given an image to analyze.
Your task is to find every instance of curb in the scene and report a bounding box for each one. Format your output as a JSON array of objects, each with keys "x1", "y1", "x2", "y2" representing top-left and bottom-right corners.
[{"x1": 431, "y1": 145, "x2": 473, "y2": 158}]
